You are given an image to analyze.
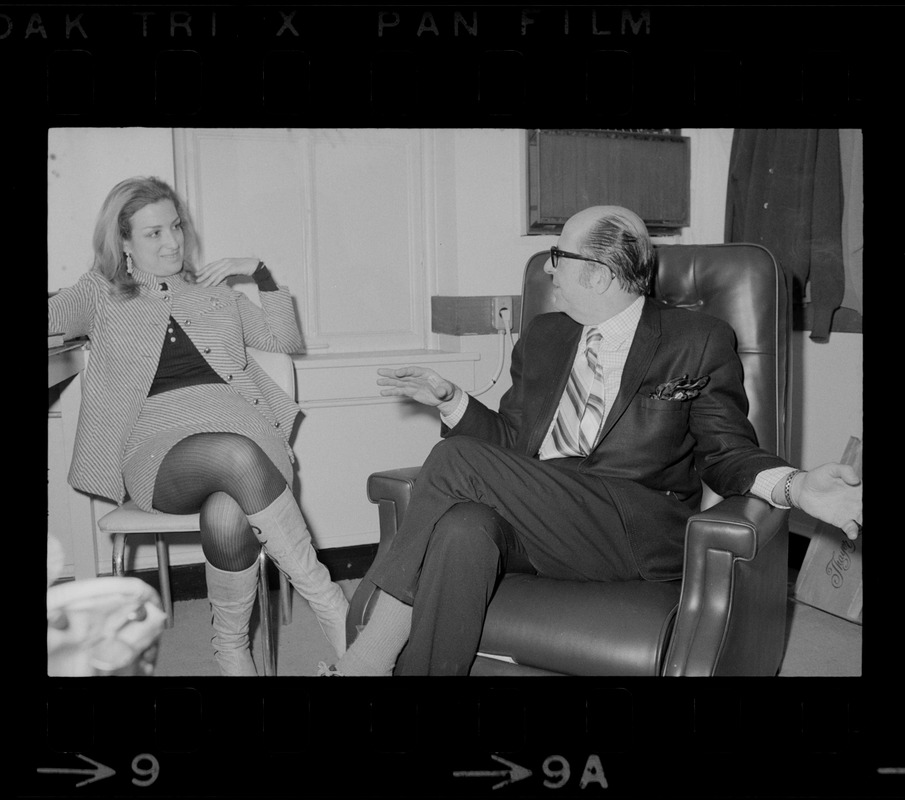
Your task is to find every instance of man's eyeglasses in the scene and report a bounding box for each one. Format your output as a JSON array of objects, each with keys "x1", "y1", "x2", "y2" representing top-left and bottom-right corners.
[{"x1": 550, "y1": 247, "x2": 614, "y2": 277}]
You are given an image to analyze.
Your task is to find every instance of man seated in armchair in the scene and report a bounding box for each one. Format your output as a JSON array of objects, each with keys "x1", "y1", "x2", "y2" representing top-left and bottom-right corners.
[{"x1": 319, "y1": 205, "x2": 863, "y2": 677}]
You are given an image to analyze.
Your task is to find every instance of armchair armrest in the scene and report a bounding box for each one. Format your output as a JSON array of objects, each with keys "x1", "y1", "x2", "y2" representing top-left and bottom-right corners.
[
  {"x1": 687, "y1": 493, "x2": 787, "y2": 559},
  {"x1": 366, "y1": 466, "x2": 421, "y2": 553},
  {"x1": 347, "y1": 467, "x2": 422, "y2": 647},
  {"x1": 663, "y1": 494, "x2": 790, "y2": 676}
]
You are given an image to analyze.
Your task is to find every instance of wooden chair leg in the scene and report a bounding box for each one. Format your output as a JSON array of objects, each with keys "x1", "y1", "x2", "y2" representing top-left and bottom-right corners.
[
  {"x1": 112, "y1": 533, "x2": 126, "y2": 577},
  {"x1": 257, "y1": 550, "x2": 277, "y2": 676},
  {"x1": 154, "y1": 534, "x2": 174, "y2": 629}
]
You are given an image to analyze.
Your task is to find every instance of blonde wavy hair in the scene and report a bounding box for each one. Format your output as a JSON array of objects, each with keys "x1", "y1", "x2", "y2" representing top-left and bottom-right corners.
[{"x1": 92, "y1": 177, "x2": 199, "y2": 298}]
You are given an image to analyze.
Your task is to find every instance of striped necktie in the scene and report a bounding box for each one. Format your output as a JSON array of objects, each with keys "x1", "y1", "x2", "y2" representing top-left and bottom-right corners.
[{"x1": 549, "y1": 329, "x2": 606, "y2": 457}]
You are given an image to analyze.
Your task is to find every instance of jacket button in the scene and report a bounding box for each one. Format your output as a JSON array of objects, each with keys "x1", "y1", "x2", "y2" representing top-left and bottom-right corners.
[
  {"x1": 227, "y1": 374, "x2": 233, "y2": 381},
  {"x1": 184, "y1": 319, "x2": 191, "y2": 326},
  {"x1": 253, "y1": 398, "x2": 260, "y2": 405},
  {"x1": 203, "y1": 348, "x2": 211, "y2": 354},
  {"x1": 274, "y1": 422, "x2": 281, "y2": 428}
]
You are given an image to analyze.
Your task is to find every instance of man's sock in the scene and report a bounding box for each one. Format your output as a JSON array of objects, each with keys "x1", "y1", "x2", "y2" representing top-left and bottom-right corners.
[{"x1": 335, "y1": 590, "x2": 412, "y2": 676}]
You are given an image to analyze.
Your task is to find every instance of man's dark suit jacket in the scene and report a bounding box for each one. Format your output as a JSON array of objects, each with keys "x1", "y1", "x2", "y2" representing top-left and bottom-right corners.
[{"x1": 443, "y1": 297, "x2": 790, "y2": 581}]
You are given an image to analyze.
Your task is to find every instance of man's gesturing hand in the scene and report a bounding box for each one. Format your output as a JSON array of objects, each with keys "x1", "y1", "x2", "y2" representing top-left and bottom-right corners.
[{"x1": 377, "y1": 366, "x2": 461, "y2": 414}]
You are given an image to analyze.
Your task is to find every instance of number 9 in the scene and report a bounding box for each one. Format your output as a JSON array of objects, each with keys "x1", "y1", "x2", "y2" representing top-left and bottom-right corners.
[
  {"x1": 131, "y1": 753, "x2": 160, "y2": 787},
  {"x1": 542, "y1": 755, "x2": 570, "y2": 789}
]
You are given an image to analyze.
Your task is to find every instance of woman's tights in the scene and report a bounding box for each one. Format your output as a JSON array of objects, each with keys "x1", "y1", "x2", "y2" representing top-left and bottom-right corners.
[{"x1": 153, "y1": 433, "x2": 287, "y2": 571}]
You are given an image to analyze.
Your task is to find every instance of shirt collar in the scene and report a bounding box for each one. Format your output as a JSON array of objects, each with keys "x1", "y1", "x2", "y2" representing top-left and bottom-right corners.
[
  {"x1": 585, "y1": 295, "x2": 645, "y2": 351},
  {"x1": 131, "y1": 267, "x2": 189, "y2": 292}
]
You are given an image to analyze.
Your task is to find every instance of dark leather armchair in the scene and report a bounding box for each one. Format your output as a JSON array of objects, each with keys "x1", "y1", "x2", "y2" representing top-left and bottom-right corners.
[{"x1": 350, "y1": 244, "x2": 792, "y2": 676}]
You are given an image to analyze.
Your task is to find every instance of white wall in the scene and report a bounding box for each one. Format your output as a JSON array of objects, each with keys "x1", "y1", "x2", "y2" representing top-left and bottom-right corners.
[
  {"x1": 48, "y1": 128, "x2": 176, "y2": 292},
  {"x1": 434, "y1": 129, "x2": 558, "y2": 411},
  {"x1": 791, "y1": 333, "x2": 863, "y2": 467}
]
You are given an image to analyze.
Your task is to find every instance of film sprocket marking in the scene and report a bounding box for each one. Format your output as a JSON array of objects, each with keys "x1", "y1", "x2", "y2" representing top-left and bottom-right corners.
[{"x1": 33, "y1": 679, "x2": 877, "y2": 797}]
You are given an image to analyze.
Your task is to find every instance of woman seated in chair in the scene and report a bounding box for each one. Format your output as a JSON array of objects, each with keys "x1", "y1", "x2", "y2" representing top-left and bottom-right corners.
[{"x1": 48, "y1": 176, "x2": 348, "y2": 676}]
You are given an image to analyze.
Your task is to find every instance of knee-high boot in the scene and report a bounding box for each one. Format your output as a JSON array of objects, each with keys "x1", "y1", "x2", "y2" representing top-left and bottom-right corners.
[
  {"x1": 206, "y1": 561, "x2": 259, "y2": 677},
  {"x1": 248, "y1": 487, "x2": 349, "y2": 657}
]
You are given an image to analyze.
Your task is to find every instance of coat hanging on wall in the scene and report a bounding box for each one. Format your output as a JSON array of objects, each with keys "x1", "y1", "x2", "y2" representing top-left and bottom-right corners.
[
  {"x1": 724, "y1": 129, "x2": 845, "y2": 343},
  {"x1": 839, "y1": 128, "x2": 863, "y2": 318}
]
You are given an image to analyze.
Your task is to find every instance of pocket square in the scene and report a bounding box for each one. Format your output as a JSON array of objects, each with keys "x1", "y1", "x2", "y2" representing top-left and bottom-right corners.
[{"x1": 650, "y1": 374, "x2": 710, "y2": 401}]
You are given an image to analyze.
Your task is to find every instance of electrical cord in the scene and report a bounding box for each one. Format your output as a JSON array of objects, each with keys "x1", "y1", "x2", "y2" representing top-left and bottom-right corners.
[
  {"x1": 505, "y1": 307, "x2": 516, "y2": 349},
  {"x1": 470, "y1": 306, "x2": 513, "y2": 396}
]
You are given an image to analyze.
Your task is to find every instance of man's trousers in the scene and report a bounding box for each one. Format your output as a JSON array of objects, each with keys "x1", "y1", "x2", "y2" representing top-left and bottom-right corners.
[{"x1": 366, "y1": 436, "x2": 644, "y2": 675}]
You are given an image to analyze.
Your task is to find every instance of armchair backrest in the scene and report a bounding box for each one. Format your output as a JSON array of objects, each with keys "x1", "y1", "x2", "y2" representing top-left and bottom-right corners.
[{"x1": 520, "y1": 244, "x2": 791, "y2": 460}]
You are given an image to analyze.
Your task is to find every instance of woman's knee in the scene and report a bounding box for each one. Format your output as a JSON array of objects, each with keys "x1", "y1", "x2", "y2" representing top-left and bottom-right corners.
[
  {"x1": 199, "y1": 491, "x2": 260, "y2": 569},
  {"x1": 209, "y1": 433, "x2": 272, "y2": 473},
  {"x1": 197, "y1": 434, "x2": 284, "y2": 505},
  {"x1": 200, "y1": 490, "x2": 244, "y2": 525}
]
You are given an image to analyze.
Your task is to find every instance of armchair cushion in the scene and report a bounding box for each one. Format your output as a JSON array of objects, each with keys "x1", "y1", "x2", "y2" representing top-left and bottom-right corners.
[{"x1": 477, "y1": 574, "x2": 680, "y2": 676}]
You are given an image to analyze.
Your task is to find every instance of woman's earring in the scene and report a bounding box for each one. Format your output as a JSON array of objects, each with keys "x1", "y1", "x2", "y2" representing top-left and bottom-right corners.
[{"x1": 125, "y1": 252, "x2": 134, "y2": 275}]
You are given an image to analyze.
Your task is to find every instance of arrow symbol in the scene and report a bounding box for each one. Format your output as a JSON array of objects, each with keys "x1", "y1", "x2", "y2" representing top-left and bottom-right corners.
[
  {"x1": 454, "y1": 753, "x2": 532, "y2": 790},
  {"x1": 37, "y1": 753, "x2": 116, "y2": 787}
]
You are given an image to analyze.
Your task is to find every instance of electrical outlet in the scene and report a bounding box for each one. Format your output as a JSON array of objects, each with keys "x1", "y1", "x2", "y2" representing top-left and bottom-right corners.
[{"x1": 491, "y1": 296, "x2": 512, "y2": 331}]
